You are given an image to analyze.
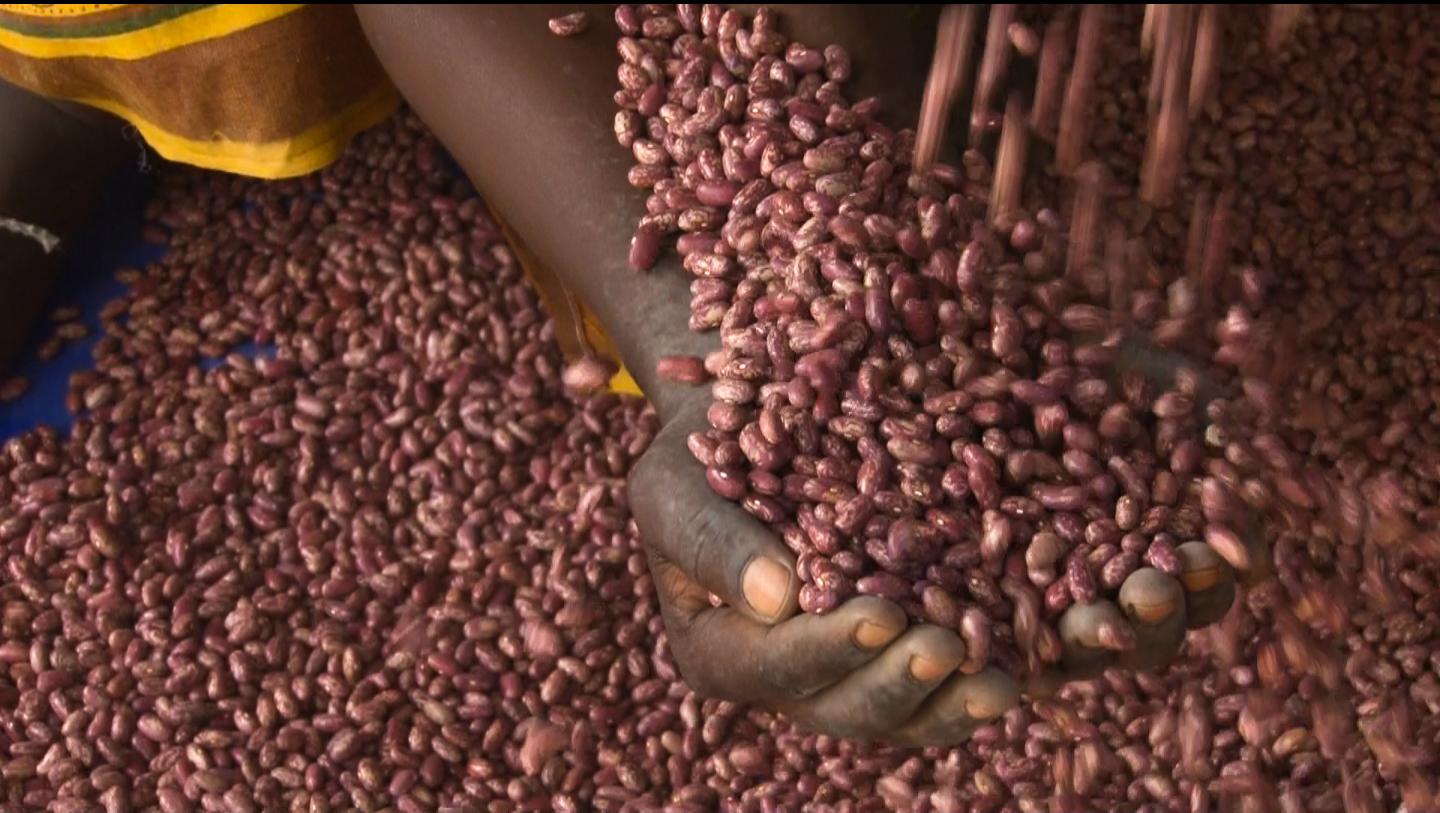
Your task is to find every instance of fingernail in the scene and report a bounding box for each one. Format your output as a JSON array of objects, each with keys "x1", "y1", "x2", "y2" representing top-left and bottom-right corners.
[
  {"x1": 1119, "y1": 570, "x2": 1184, "y2": 625},
  {"x1": 741, "y1": 557, "x2": 791, "y2": 620},
  {"x1": 854, "y1": 620, "x2": 901, "y2": 650},
  {"x1": 909, "y1": 655, "x2": 956, "y2": 682},
  {"x1": 1127, "y1": 598, "x2": 1179, "y2": 625},
  {"x1": 1181, "y1": 564, "x2": 1222, "y2": 592},
  {"x1": 964, "y1": 696, "x2": 1006, "y2": 720}
]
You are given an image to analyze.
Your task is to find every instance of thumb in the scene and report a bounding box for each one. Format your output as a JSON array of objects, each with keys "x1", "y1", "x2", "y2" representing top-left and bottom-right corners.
[{"x1": 629, "y1": 399, "x2": 800, "y2": 624}]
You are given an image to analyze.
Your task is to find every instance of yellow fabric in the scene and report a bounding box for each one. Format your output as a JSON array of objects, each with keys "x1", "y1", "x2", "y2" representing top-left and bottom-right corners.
[
  {"x1": 0, "y1": 4, "x2": 401, "y2": 178},
  {"x1": 72, "y1": 82, "x2": 401, "y2": 179},
  {"x1": 585, "y1": 315, "x2": 644, "y2": 397},
  {"x1": 0, "y1": 4, "x2": 302, "y2": 59},
  {"x1": 1, "y1": 4, "x2": 639, "y2": 394},
  {"x1": 1, "y1": 6, "x2": 128, "y2": 17},
  {"x1": 494, "y1": 216, "x2": 643, "y2": 398}
]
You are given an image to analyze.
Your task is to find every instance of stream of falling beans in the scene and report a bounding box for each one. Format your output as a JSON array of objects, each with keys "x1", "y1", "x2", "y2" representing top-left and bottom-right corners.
[
  {"x1": 621, "y1": 0, "x2": 1304, "y2": 708},
  {"x1": 0, "y1": 4, "x2": 1436, "y2": 813},
  {"x1": 911, "y1": 4, "x2": 1437, "y2": 812},
  {"x1": 613, "y1": 3, "x2": 1439, "y2": 812},
  {"x1": 914, "y1": 4, "x2": 1311, "y2": 204},
  {"x1": 625, "y1": 2, "x2": 1292, "y2": 691}
]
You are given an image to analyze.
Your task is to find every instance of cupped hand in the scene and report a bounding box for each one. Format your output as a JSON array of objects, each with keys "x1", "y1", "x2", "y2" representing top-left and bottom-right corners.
[
  {"x1": 629, "y1": 332, "x2": 1266, "y2": 740},
  {"x1": 628, "y1": 388, "x2": 1254, "y2": 745},
  {"x1": 631, "y1": 390, "x2": 1018, "y2": 746},
  {"x1": 1029, "y1": 334, "x2": 1268, "y2": 692}
]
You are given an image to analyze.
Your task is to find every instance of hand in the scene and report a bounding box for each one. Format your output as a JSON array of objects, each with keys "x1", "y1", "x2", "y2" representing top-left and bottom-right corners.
[
  {"x1": 630, "y1": 388, "x2": 1018, "y2": 746},
  {"x1": 357, "y1": 3, "x2": 1260, "y2": 737},
  {"x1": 1030, "y1": 542, "x2": 1240, "y2": 697},
  {"x1": 354, "y1": 4, "x2": 1016, "y2": 746},
  {"x1": 631, "y1": 341, "x2": 1262, "y2": 734},
  {"x1": 1027, "y1": 335, "x2": 1267, "y2": 692}
]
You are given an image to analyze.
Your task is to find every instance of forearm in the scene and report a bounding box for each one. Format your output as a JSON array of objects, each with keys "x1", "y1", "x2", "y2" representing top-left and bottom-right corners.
[
  {"x1": 357, "y1": 4, "x2": 941, "y2": 416},
  {"x1": 357, "y1": 5, "x2": 694, "y2": 415}
]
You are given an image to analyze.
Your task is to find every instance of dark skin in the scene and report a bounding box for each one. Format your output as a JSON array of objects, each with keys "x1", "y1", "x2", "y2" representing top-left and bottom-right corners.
[
  {"x1": 0, "y1": 4, "x2": 1259, "y2": 746},
  {"x1": 0, "y1": 81, "x2": 129, "y2": 368}
]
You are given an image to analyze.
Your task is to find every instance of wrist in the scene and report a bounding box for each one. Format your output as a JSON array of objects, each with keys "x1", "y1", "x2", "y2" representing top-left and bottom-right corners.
[{"x1": 555, "y1": 250, "x2": 719, "y2": 422}]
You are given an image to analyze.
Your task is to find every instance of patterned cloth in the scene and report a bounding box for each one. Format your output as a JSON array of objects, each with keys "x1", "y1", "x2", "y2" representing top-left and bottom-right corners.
[
  {"x1": 0, "y1": 4, "x2": 638, "y2": 394},
  {"x1": 0, "y1": 4, "x2": 399, "y2": 178}
]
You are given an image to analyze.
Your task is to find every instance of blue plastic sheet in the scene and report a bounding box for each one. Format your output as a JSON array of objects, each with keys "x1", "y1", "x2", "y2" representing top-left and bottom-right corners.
[
  {"x1": 0, "y1": 166, "x2": 273, "y2": 439},
  {"x1": 0, "y1": 147, "x2": 479, "y2": 441}
]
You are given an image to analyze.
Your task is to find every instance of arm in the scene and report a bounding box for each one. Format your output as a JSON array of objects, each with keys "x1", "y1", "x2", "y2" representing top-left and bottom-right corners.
[
  {"x1": 356, "y1": 4, "x2": 942, "y2": 418},
  {"x1": 357, "y1": 4, "x2": 1236, "y2": 742},
  {"x1": 357, "y1": 4, "x2": 1018, "y2": 745}
]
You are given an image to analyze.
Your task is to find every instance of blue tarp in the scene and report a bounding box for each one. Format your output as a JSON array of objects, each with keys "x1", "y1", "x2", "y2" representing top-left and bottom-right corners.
[{"x1": 0, "y1": 167, "x2": 270, "y2": 440}]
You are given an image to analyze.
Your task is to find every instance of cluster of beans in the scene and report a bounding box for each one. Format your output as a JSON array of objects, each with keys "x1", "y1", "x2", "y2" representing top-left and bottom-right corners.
[
  {"x1": 1030, "y1": 4, "x2": 1440, "y2": 810},
  {"x1": 793, "y1": 5, "x2": 1440, "y2": 811},
  {"x1": 1217, "y1": 4, "x2": 1440, "y2": 809},
  {"x1": 607, "y1": 2, "x2": 1273, "y2": 682},
  {"x1": 1, "y1": 307, "x2": 92, "y2": 402},
  {"x1": 2, "y1": 6, "x2": 1438, "y2": 813},
  {"x1": 925, "y1": 4, "x2": 1440, "y2": 806},
  {"x1": 605, "y1": 3, "x2": 1440, "y2": 811},
  {"x1": 681, "y1": 5, "x2": 1440, "y2": 810},
  {"x1": 0, "y1": 111, "x2": 694, "y2": 813},
  {"x1": 2, "y1": 101, "x2": 1114, "y2": 813},
  {"x1": 0, "y1": 97, "x2": 1290, "y2": 813}
]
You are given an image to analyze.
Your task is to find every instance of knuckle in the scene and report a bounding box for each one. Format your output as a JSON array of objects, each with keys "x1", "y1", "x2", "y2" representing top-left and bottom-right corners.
[
  {"x1": 1216, "y1": 590, "x2": 1236, "y2": 614},
  {"x1": 842, "y1": 692, "x2": 896, "y2": 736},
  {"x1": 628, "y1": 424, "x2": 691, "y2": 503},
  {"x1": 788, "y1": 692, "x2": 890, "y2": 741},
  {"x1": 626, "y1": 448, "x2": 667, "y2": 511},
  {"x1": 890, "y1": 728, "x2": 948, "y2": 749},
  {"x1": 806, "y1": 714, "x2": 876, "y2": 743},
  {"x1": 667, "y1": 613, "x2": 743, "y2": 702},
  {"x1": 755, "y1": 654, "x2": 813, "y2": 701},
  {"x1": 649, "y1": 558, "x2": 692, "y2": 603},
  {"x1": 677, "y1": 666, "x2": 723, "y2": 701},
  {"x1": 668, "y1": 635, "x2": 724, "y2": 700},
  {"x1": 634, "y1": 467, "x2": 736, "y2": 589},
  {"x1": 678, "y1": 501, "x2": 733, "y2": 587}
]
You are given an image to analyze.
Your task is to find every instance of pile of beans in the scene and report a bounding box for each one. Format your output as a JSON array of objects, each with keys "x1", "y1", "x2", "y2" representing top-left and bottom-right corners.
[
  {"x1": 0, "y1": 112, "x2": 680, "y2": 812},
  {"x1": 605, "y1": 3, "x2": 1439, "y2": 810},
  {"x1": 1, "y1": 4, "x2": 1437, "y2": 813},
  {"x1": 998, "y1": 5, "x2": 1440, "y2": 805},
  {"x1": 1, "y1": 307, "x2": 92, "y2": 402},
  {"x1": 608, "y1": 2, "x2": 1283, "y2": 682}
]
